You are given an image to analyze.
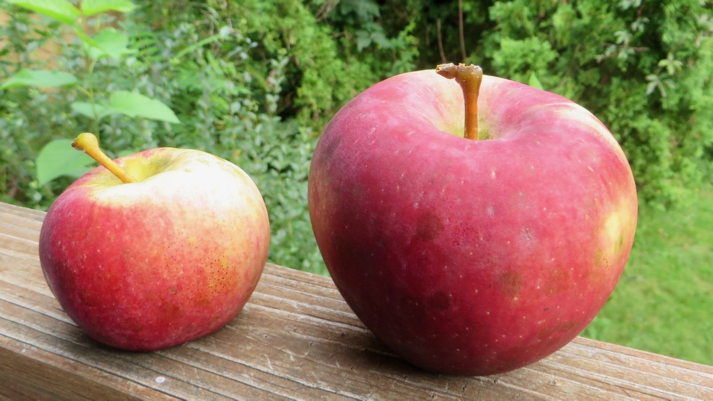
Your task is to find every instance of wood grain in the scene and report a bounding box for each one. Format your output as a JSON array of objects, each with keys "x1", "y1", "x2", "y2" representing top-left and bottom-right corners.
[{"x1": 1, "y1": 201, "x2": 712, "y2": 400}]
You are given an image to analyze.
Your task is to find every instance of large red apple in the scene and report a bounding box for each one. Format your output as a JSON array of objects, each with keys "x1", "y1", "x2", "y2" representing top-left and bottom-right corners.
[
  {"x1": 39, "y1": 133, "x2": 270, "y2": 351},
  {"x1": 308, "y1": 64, "x2": 637, "y2": 375}
]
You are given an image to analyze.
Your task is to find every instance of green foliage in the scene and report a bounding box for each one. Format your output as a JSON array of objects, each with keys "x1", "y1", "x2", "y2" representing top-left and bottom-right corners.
[
  {"x1": 36, "y1": 139, "x2": 95, "y2": 185},
  {"x1": 1, "y1": 5, "x2": 78, "y2": 206},
  {"x1": 487, "y1": 0, "x2": 713, "y2": 207},
  {"x1": 0, "y1": 69, "x2": 78, "y2": 89},
  {"x1": 1, "y1": 0, "x2": 179, "y2": 190},
  {"x1": 5, "y1": 0, "x2": 81, "y2": 25},
  {"x1": 388, "y1": 0, "x2": 713, "y2": 207},
  {"x1": 99, "y1": 91, "x2": 181, "y2": 123},
  {"x1": 2, "y1": 0, "x2": 712, "y2": 278},
  {"x1": 1, "y1": 0, "x2": 419, "y2": 274},
  {"x1": 80, "y1": 0, "x2": 136, "y2": 17}
]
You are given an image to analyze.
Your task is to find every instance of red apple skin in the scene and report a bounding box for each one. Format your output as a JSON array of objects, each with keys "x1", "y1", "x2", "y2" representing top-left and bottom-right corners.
[
  {"x1": 308, "y1": 71, "x2": 637, "y2": 375},
  {"x1": 39, "y1": 148, "x2": 270, "y2": 351}
]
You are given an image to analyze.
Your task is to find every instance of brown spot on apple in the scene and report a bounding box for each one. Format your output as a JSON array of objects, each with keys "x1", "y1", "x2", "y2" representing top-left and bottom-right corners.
[
  {"x1": 416, "y1": 211, "x2": 444, "y2": 241},
  {"x1": 497, "y1": 271, "x2": 523, "y2": 298},
  {"x1": 126, "y1": 317, "x2": 145, "y2": 333},
  {"x1": 593, "y1": 248, "x2": 610, "y2": 270},
  {"x1": 544, "y1": 269, "x2": 571, "y2": 296},
  {"x1": 160, "y1": 300, "x2": 183, "y2": 320},
  {"x1": 320, "y1": 134, "x2": 342, "y2": 163}
]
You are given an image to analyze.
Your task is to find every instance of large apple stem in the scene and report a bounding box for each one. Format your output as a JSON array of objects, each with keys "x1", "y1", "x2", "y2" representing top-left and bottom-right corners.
[
  {"x1": 436, "y1": 63, "x2": 483, "y2": 140},
  {"x1": 72, "y1": 133, "x2": 136, "y2": 183}
]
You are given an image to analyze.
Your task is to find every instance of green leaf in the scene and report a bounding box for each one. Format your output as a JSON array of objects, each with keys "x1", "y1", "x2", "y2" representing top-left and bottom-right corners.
[
  {"x1": 339, "y1": 0, "x2": 380, "y2": 21},
  {"x1": 0, "y1": 69, "x2": 78, "y2": 89},
  {"x1": 71, "y1": 101, "x2": 113, "y2": 119},
  {"x1": 5, "y1": 0, "x2": 80, "y2": 25},
  {"x1": 371, "y1": 31, "x2": 392, "y2": 49},
  {"x1": 80, "y1": 0, "x2": 136, "y2": 17},
  {"x1": 86, "y1": 29, "x2": 133, "y2": 60},
  {"x1": 614, "y1": 30, "x2": 631, "y2": 45},
  {"x1": 108, "y1": 91, "x2": 180, "y2": 123},
  {"x1": 73, "y1": 94, "x2": 178, "y2": 123},
  {"x1": 646, "y1": 81, "x2": 658, "y2": 96},
  {"x1": 170, "y1": 33, "x2": 223, "y2": 64},
  {"x1": 528, "y1": 72, "x2": 544, "y2": 90},
  {"x1": 36, "y1": 139, "x2": 95, "y2": 186},
  {"x1": 356, "y1": 31, "x2": 371, "y2": 51}
]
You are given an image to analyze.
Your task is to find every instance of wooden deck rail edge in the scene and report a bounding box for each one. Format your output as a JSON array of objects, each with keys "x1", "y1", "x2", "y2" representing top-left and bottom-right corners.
[{"x1": 1, "y1": 201, "x2": 712, "y2": 400}]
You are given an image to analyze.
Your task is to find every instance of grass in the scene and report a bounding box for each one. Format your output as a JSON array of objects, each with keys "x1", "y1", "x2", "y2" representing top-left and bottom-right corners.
[{"x1": 581, "y1": 185, "x2": 713, "y2": 366}]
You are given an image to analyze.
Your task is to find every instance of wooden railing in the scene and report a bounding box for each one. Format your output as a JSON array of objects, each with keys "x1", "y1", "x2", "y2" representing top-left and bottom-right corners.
[{"x1": 1, "y1": 201, "x2": 712, "y2": 400}]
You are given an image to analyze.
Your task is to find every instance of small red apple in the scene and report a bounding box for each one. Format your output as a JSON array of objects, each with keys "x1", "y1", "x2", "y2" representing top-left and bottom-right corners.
[
  {"x1": 308, "y1": 64, "x2": 637, "y2": 375},
  {"x1": 39, "y1": 133, "x2": 270, "y2": 351}
]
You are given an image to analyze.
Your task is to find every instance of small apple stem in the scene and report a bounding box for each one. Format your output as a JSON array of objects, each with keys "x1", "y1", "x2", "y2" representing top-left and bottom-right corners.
[
  {"x1": 72, "y1": 133, "x2": 136, "y2": 183},
  {"x1": 436, "y1": 63, "x2": 483, "y2": 140}
]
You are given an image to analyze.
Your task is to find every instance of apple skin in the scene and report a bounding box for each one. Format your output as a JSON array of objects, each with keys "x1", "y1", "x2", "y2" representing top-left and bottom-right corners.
[
  {"x1": 39, "y1": 148, "x2": 270, "y2": 351},
  {"x1": 308, "y1": 70, "x2": 637, "y2": 375}
]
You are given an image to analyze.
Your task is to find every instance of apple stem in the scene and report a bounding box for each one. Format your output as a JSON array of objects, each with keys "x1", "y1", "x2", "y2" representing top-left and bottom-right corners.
[
  {"x1": 72, "y1": 133, "x2": 136, "y2": 184},
  {"x1": 436, "y1": 63, "x2": 483, "y2": 140}
]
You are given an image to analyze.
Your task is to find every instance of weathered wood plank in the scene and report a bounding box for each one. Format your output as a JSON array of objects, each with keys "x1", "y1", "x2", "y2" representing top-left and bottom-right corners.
[
  {"x1": 1, "y1": 201, "x2": 712, "y2": 400},
  {"x1": 0, "y1": 337, "x2": 166, "y2": 401},
  {"x1": 0, "y1": 202, "x2": 46, "y2": 224}
]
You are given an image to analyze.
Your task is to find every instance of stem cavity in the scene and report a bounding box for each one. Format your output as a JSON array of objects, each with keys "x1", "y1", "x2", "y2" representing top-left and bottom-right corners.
[
  {"x1": 436, "y1": 63, "x2": 483, "y2": 141},
  {"x1": 72, "y1": 133, "x2": 136, "y2": 184}
]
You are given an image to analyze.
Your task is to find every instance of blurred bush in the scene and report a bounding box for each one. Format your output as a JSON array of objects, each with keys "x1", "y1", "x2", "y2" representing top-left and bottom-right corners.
[
  {"x1": 0, "y1": 0, "x2": 418, "y2": 275},
  {"x1": 1, "y1": 0, "x2": 712, "y2": 274},
  {"x1": 406, "y1": 0, "x2": 713, "y2": 206}
]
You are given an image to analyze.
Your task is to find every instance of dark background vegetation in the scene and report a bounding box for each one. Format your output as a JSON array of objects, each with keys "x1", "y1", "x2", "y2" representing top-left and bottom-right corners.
[{"x1": 1, "y1": 0, "x2": 711, "y2": 365}]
